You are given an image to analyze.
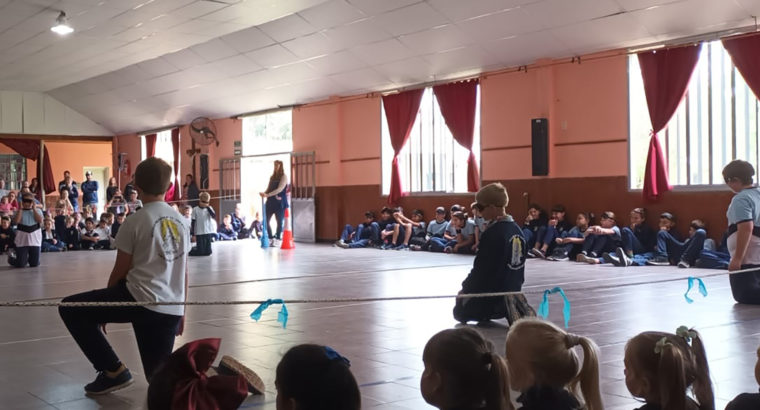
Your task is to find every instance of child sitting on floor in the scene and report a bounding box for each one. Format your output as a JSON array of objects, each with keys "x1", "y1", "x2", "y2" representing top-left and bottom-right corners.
[
  {"x1": 0, "y1": 216, "x2": 13, "y2": 253},
  {"x1": 608, "y1": 207, "x2": 656, "y2": 267},
  {"x1": 647, "y1": 216, "x2": 708, "y2": 268},
  {"x1": 217, "y1": 214, "x2": 237, "y2": 241},
  {"x1": 41, "y1": 218, "x2": 65, "y2": 252},
  {"x1": 390, "y1": 208, "x2": 426, "y2": 251},
  {"x1": 416, "y1": 207, "x2": 448, "y2": 251},
  {"x1": 249, "y1": 212, "x2": 263, "y2": 239},
  {"x1": 430, "y1": 211, "x2": 475, "y2": 254},
  {"x1": 506, "y1": 318, "x2": 602, "y2": 410},
  {"x1": 94, "y1": 217, "x2": 112, "y2": 249},
  {"x1": 111, "y1": 212, "x2": 125, "y2": 240},
  {"x1": 80, "y1": 217, "x2": 99, "y2": 250},
  {"x1": 335, "y1": 211, "x2": 378, "y2": 249},
  {"x1": 64, "y1": 216, "x2": 80, "y2": 251},
  {"x1": 529, "y1": 204, "x2": 574, "y2": 259},
  {"x1": 624, "y1": 326, "x2": 714, "y2": 410},
  {"x1": 422, "y1": 328, "x2": 511, "y2": 410},
  {"x1": 726, "y1": 345, "x2": 760, "y2": 410},
  {"x1": 275, "y1": 344, "x2": 360, "y2": 410},
  {"x1": 522, "y1": 203, "x2": 548, "y2": 249},
  {"x1": 0, "y1": 196, "x2": 11, "y2": 214},
  {"x1": 548, "y1": 212, "x2": 593, "y2": 261},
  {"x1": 577, "y1": 211, "x2": 621, "y2": 264}
]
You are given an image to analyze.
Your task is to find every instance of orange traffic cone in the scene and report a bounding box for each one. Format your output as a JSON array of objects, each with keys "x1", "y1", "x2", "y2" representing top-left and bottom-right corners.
[{"x1": 280, "y1": 207, "x2": 295, "y2": 249}]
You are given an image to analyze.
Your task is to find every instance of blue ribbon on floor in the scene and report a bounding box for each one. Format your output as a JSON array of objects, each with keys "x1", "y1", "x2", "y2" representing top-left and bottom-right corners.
[
  {"x1": 684, "y1": 277, "x2": 708, "y2": 304},
  {"x1": 537, "y1": 287, "x2": 571, "y2": 328},
  {"x1": 250, "y1": 298, "x2": 289, "y2": 328}
]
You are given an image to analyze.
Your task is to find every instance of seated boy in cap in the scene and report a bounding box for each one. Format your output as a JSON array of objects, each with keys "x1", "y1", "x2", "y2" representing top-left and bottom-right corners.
[
  {"x1": 335, "y1": 211, "x2": 379, "y2": 249},
  {"x1": 412, "y1": 206, "x2": 448, "y2": 251},
  {"x1": 453, "y1": 183, "x2": 534, "y2": 325},
  {"x1": 647, "y1": 213, "x2": 707, "y2": 268}
]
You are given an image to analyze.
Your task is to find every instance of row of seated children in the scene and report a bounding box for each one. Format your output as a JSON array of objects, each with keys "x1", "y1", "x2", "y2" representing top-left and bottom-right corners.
[
  {"x1": 182, "y1": 318, "x2": 760, "y2": 410},
  {"x1": 522, "y1": 203, "x2": 722, "y2": 269},
  {"x1": 217, "y1": 212, "x2": 263, "y2": 241},
  {"x1": 335, "y1": 204, "x2": 483, "y2": 254},
  {"x1": 45, "y1": 212, "x2": 125, "y2": 252}
]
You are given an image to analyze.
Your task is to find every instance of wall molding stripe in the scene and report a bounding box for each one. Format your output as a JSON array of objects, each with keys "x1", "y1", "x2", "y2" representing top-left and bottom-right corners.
[
  {"x1": 554, "y1": 138, "x2": 627, "y2": 147},
  {"x1": 340, "y1": 156, "x2": 381, "y2": 163},
  {"x1": 482, "y1": 145, "x2": 532, "y2": 152}
]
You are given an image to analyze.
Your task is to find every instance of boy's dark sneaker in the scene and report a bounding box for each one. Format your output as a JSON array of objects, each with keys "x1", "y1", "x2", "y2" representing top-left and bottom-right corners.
[
  {"x1": 84, "y1": 368, "x2": 134, "y2": 395},
  {"x1": 602, "y1": 252, "x2": 620, "y2": 266},
  {"x1": 646, "y1": 256, "x2": 670, "y2": 266},
  {"x1": 614, "y1": 247, "x2": 633, "y2": 267}
]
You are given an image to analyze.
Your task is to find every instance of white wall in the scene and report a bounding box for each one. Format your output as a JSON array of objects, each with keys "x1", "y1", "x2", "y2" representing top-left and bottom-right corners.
[{"x1": 0, "y1": 91, "x2": 112, "y2": 136}]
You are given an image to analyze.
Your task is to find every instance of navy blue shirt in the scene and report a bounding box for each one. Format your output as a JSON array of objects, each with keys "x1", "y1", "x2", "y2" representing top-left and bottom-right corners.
[
  {"x1": 633, "y1": 223, "x2": 656, "y2": 251},
  {"x1": 726, "y1": 391, "x2": 760, "y2": 410},
  {"x1": 463, "y1": 217, "x2": 526, "y2": 293},
  {"x1": 81, "y1": 180, "x2": 99, "y2": 204}
]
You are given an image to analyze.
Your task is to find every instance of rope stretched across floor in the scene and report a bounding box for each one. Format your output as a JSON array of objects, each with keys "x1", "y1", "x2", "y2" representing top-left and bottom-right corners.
[{"x1": 0, "y1": 266, "x2": 743, "y2": 308}]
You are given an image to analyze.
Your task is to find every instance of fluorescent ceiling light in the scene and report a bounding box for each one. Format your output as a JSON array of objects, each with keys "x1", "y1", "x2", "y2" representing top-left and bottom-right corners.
[{"x1": 51, "y1": 11, "x2": 74, "y2": 35}]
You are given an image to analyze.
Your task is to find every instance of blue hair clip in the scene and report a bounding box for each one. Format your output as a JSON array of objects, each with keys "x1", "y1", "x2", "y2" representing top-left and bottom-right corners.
[{"x1": 324, "y1": 346, "x2": 350, "y2": 367}]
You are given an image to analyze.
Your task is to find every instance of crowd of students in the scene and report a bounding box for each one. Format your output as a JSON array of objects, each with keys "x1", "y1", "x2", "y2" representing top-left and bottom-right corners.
[{"x1": 334, "y1": 202, "x2": 727, "y2": 270}]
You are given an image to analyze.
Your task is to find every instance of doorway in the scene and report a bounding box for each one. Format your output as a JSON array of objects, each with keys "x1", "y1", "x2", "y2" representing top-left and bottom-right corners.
[{"x1": 83, "y1": 166, "x2": 109, "y2": 209}]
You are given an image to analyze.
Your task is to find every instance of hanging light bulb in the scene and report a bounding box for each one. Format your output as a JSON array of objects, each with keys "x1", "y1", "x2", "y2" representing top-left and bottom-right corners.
[{"x1": 51, "y1": 11, "x2": 74, "y2": 35}]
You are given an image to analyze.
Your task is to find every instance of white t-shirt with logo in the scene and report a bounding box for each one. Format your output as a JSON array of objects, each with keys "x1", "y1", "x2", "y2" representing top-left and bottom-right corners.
[
  {"x1": 114, "y1": 201, "x2": 190, "y2": 316},
  {"x1": 192, "y1": 206, "x2": 216, "y2": 235}
]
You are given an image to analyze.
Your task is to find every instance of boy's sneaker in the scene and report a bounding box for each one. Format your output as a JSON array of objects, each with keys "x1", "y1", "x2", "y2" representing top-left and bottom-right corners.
[
  {"x1": 615, "y1": 247, "x2": 633, "y2": 267},
  {"x1": 444, "y1": 246, "x2": 453, "y2": 254},
  {"x1": 527, "y1": 248, "x2": 538, "y2": 258},
  {"x1": 336, "y1": 241, "x2": 350, "y2": 249},
  {"x1": 646, "y1": 256, "x2": 670, "y2": 266},
  {"x1": 602, "y1": 252, "x2": 620, "y2": 266},
  {"x1": 334, "y1": 239, "x2": 345, "y2": 247},
  {"x1": 577, "y1": 254, "x2": 600, "y2": 264},
  {"x1": 530, "y1": 248, "x2": 545, "y2": 259},
  {"x1": 677, "y1": 260, "x2": 690, "y2": 269},
  {"x1": 84, "y1": 368, "x2": 134, "y2": 396},
  {"x1": 394, "y1": 244, "x2": 408, "y2": 251},
  {"x1": 409, "y1": 245, "x2": 422, "y2": 251}
]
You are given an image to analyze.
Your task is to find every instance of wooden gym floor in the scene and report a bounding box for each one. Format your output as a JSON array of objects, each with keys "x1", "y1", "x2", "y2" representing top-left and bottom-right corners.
[{"x1": 0, "y1": 240, "x2": 755, "y2": 409}]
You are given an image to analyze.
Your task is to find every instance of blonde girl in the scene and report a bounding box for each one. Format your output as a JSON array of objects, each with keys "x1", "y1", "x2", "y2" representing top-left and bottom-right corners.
[
  {"x1": 624, "y1": 327, "x2": 714, "y2": 410},
  {"x1": 422, "y1": 328, "x2": 511, "y2": 410},
  {"x1": 56, "y1": 188, "x2": 74, "y2": 216},
  {"x1": 505, "y1": 318, "x2": 602, "y2": 410}
]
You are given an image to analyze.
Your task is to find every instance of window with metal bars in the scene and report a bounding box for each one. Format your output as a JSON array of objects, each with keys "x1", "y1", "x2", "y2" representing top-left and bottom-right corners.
[
  {"x1": 629, "y1": 40, "x2": 759, "y2": 189},
  {"x1": 381, "y1": 87, "x2": 481, "y2": 195}
]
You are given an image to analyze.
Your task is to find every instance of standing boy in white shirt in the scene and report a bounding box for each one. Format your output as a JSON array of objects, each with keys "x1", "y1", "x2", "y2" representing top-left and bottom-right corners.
[
  {"x1": 189, "y1": 191, "x2": 216, "y2": 256},
  {"x1": 59, "y1": 158, "x2": 190, "y2": 395}
]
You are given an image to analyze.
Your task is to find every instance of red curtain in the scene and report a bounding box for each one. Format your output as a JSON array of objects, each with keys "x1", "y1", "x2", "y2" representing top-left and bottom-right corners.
[
  {"x1": 171, "y1": 128, "x2": 181, "y2": 201},
  {"x1": 383, "y1": 89, "x2": 424, "y2": 205},
  {"x1": 434, "y1": 80, "x2": 480, "y2": 192},
  {"x1": 637, "y1": 44, "x2": 701, "y2": 201},
  {"x1": 145, "y1": 133, "x2": 157, "y2": 158},
  {"x1": 0, "y1": 138, "x2": 55, "y2": 194},
  {"x1": 723, "y1": 32, "x2": 760, "y2": 101}
]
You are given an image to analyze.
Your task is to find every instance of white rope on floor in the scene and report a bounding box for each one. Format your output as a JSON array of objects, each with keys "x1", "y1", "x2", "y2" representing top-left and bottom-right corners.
[{"x1": 0, "y1": 267, "x2": 741, "y2": 308}]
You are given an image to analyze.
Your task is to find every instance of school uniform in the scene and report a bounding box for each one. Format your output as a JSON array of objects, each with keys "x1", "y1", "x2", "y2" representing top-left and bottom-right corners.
[
  {"x1": 429, "y1": 221, "x2": 458, "y2": 252},
  {"x1": 522, "y1": 213, "x2": 548, "y2": 248},
  {"x1": 94, "y1": 225, "x2": 112, "y2": 249},
  {"x1": 582, "y1": 225, "x2": 622, "y2": 257},
  {"x1": 516, "y1": 385, "x2": 582, "y2": 410},
  {"x1": 230, "y1": 214, "x2": 249, "y2": 239},
  {"x1": 249, "y1": 220, "x2": 262, "y2": 239},
  {"x1": 340, "y1": 221, "x2": 379, "y2": 248},
  {"x1": 111, "y1": 221, "x2": 122, "y2": 239},
  {"x1": 621, "y1": 223, "x2": 656, "y2": 255},
  {"x1": 535, "y1": 219, "x2": 574, "y2": 252},
  {"x1": 190, "y1": 205, "x2": 216, "y2": 256},
  {"x1": 10, "y1": 208, "x2": 43, "y2": 268},
  {"x1": 0, "y1": 225, "x2": 14, "y2": 253},
  {"x1": 54, "y1": 215, "x2": 66, "y2": 239},
  {"x1": 59, "y1": 201, "x2": 190, "y2": 381},
  {"x1": 653, "y1": 228, "x2": 707, "y2": 265},
  {"x1": 80, "y1": 228, "x2": 99, "y2": 250},
  {"x1": 727, "y1": 187, "x2": 760, "y2": 304},
  {"x1": 217, "y1": 224, "x2": 237, "y2": 241},
  {"x1": 65, "y1": 225, "x2": 81, "y2": 250},
  {"x1": 408, "y1": 221, "x2": 427, "y2": 246},
  {"x1": 41, "y1": 229, "x2": 65, "y2": 252},
  {"x1": 453, "y1": 216, "x2": 527, "y2": 323},
  {"x1": 726, "y1": 390, "x2": 760, "y2": 410},
  {"x1": 422, "y1": 219, "x2": 448, "y2": 251},
  {"x1": 431, "y1": 220, "x2": 475, "y2": 253}
]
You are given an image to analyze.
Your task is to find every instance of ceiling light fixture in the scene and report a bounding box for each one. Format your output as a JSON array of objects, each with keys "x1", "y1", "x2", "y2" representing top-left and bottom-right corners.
[{"x1": 51, "y1": 11, "x2": 74, "y2": 35}]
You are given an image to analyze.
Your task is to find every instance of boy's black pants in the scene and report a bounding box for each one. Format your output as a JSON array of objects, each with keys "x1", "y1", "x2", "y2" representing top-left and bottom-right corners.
[{"x1": 58, "y1": 280, "x2": 182, "y2": 381}]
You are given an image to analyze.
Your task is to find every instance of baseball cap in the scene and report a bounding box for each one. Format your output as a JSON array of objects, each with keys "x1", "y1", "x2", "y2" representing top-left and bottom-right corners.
[
  {"x1": 660, "y1": 212, "x2": 674, "y2": 221},
  {"x1": 435, "y1": 206, "x2": 445, "y2": 214},
  {"x1": 475, "y1": 182, "x2": 509, "y2": 208},
  {"x1": 85, "y1": 171, "x2": 92, "y2": 176}
]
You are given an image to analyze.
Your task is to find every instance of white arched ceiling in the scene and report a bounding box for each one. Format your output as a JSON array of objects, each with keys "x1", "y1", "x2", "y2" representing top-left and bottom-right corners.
[{"x1": 0, "y1": 0, "x2": 755, "y2": 134}]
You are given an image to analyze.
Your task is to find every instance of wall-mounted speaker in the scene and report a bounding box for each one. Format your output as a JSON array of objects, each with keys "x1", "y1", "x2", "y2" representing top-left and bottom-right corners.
[{"x1": 531, "y1": 118, "x2": 548, "y2": 176}]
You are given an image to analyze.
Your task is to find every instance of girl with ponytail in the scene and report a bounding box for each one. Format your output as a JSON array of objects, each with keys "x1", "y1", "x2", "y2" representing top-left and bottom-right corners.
[
  {"x1": 505, "y1": 318, "x2": 602, "y2": 410},
  {"x1": 624, "y1": 326, "x2": 714, "y2": 410},
  {"x1": 421, "y1": 328, "x2": 512, "y2": 410}
]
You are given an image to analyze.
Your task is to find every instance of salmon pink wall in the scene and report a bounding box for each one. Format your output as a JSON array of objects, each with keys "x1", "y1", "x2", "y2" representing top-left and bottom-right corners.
[{"x1": 45, "y1": 141, "x2": 113, "y2": 183}]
